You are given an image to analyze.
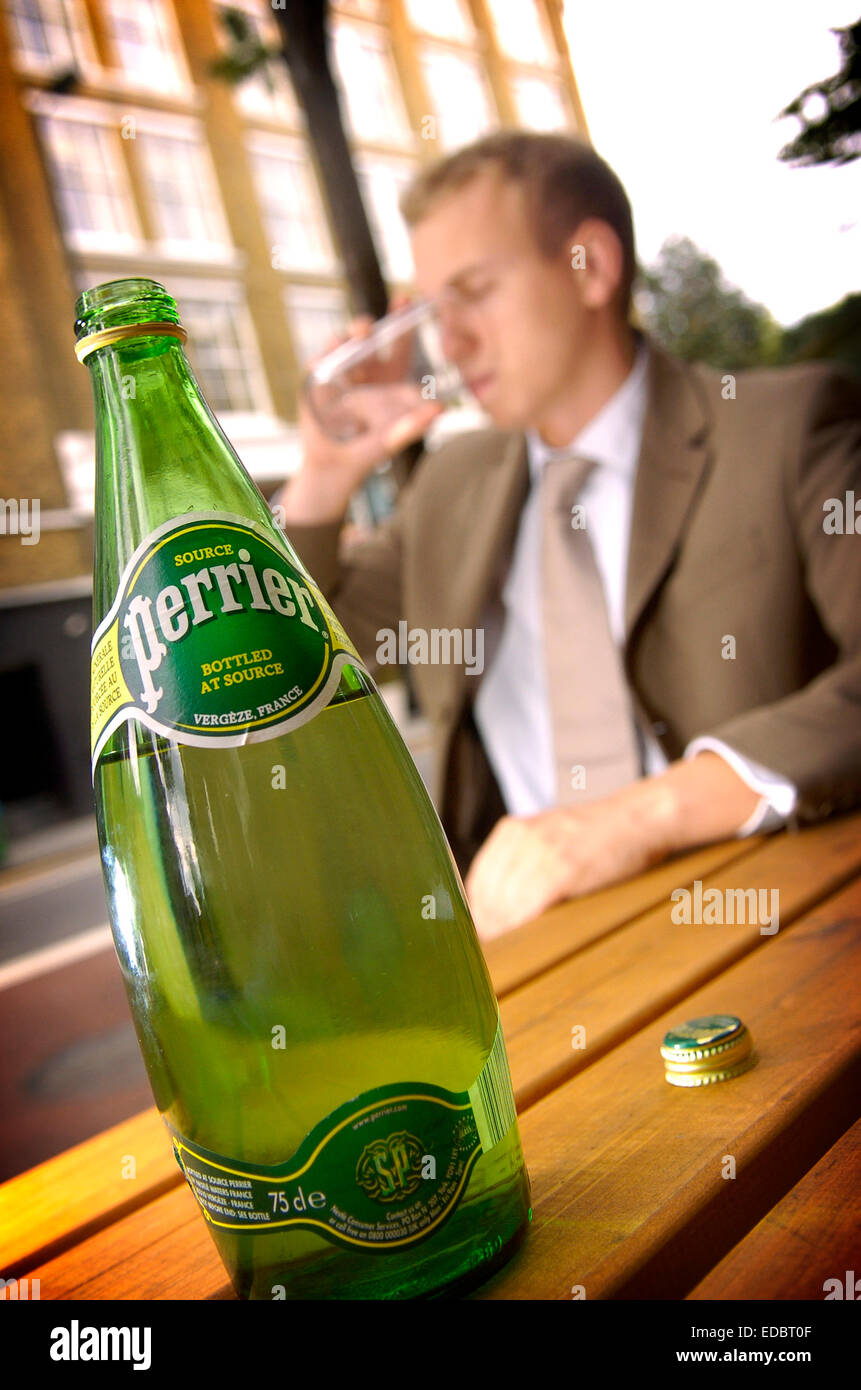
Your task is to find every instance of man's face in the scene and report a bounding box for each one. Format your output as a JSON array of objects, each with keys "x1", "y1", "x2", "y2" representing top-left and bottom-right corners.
[{"x1": 410, "y1": 170, "x2": 592, "y2": 434}]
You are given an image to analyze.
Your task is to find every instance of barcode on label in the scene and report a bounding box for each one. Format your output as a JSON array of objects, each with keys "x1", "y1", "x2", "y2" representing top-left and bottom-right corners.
[{"x1": 468, "y1": 1016, "x2": 517, "y2": 1153}]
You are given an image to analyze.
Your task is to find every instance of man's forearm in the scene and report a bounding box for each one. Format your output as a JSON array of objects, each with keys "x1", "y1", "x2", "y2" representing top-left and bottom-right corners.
[
  {"x1": 630, "y1": 751, "x2": 764, "y2": 860},
  {"x1": 465, "y1": 751, "x2": 766, "y2": 938}
]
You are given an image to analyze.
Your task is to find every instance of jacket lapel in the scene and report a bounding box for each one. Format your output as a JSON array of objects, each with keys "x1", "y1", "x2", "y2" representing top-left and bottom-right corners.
[
  {"x1": 453, "y1": 429, "x2": 530, "y2": 627},
  {"x1": 427, "y1": 428, "x2": 529, "y2": 714},
  {"x1": 625, "y1": 341, "x2": 713, "y2": 643}
]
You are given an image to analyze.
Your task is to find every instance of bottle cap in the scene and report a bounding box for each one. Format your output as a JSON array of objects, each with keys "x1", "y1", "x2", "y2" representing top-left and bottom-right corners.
[
  {"x1": 660, "y1": 1014, "x2": 756, "y2": 1087},
  {"x1": 75, "y1": 321, "x2": 187, "y2": 363},
  {"x1": 74, "y1": 278, "x2": 186, "y2": 362}
]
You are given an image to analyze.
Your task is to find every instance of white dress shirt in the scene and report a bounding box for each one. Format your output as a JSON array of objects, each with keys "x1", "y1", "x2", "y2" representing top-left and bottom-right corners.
[{"x1": 473, "y1": 343, "x2": 797, "y2": 835}]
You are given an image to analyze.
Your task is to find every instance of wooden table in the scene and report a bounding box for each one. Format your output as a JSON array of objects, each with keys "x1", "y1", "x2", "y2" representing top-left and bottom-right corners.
[{"x1": 2, "y1": 813, "x2": 860, "y2": 1303}]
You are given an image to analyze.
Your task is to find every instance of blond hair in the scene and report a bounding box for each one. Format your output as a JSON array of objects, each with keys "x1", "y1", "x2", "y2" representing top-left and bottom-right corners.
[{"x1": 399, "y1": 131, "x2": 636, "y2": 316}]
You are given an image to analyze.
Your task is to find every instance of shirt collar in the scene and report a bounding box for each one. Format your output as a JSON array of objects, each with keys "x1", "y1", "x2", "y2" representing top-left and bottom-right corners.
[{"x1": 525, "y1": 336, "x2": 649, "y2": 484}]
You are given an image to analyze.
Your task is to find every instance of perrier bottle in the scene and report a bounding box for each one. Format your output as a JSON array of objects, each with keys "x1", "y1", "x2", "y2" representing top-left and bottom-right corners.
[{"x1": 78, "y1": 278, "x2": 531, "y2": 1299}]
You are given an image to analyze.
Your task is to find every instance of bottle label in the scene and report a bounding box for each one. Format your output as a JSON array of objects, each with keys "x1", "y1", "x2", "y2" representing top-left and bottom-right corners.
[
  {"x1": 90, "y1": 511, "x2": 366, "y2": 774},
  {"x1": 167, "y1": 1019, "x2": 517, "y2": 1252}
]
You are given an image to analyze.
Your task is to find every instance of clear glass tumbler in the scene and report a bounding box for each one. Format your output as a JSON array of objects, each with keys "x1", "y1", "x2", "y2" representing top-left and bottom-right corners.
[{"x1": 302, "y1": 299, "x2": 464, "y2": 442}]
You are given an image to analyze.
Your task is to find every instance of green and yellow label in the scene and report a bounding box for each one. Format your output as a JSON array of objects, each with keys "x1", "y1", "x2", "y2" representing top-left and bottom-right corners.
[
  {"x1": 90, "y1": 511, "x2": 365, "y2": 773},
  {"x1": 168, "y1": 1020, "x2": 517, "y2": 1252}
]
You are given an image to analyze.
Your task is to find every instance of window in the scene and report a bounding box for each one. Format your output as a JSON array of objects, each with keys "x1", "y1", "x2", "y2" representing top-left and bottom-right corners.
[
  {"x1": 405, "y1": 0, "x2": 473, "y2": 41},
  {"x1": 332, "y1": 20, "x2": 411, "y2": 147},
  {"x1": 136, "y1": 126, "x2": 232, "y2": 259},
  {"x1": 171, "y1": 290, "x2": 269, "y2": 416},
  {"x1": 354, "y1": 155, "x2": 416, "y2": 283},
  {"x1": 283, "y1": 285, "x2": 349, "y2": 370},
  {"x1": 486, "y1": 0, "x2": 556, "y2": 66},
  {"x1": 249, "y1": 136, "x2": 335, "y2": 273},
  {"x1": 215, "y1": 0, "x2": 301, "y2": 125},
  {"x1": 101, "y1": 0, "x2": 187, "y2": 93},
  {"x1": 3, "y1": 0, "x2": 96, "y2": 74},
  {"x1": 36, "y1": 108, "x2": 141, "y2": 252},
  {"x1": 332, "y1": 0, "x2": 385, "y2": 18},
  {"x1": 512, "y1": 74, "x2": 569, "y2": 131},
  {"x1": 419, "y1": 47, "x2": 496, "y2": 149}
]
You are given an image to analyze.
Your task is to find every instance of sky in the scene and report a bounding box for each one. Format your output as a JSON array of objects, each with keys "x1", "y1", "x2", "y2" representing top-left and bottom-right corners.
[{"x1": 561, "y1": 0, "x2": 861, "y2": 326}]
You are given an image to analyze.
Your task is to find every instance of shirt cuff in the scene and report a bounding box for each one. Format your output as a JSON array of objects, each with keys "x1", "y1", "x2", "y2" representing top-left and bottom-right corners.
[{"x1": 683, "y1": 736, "x2": 798, "y2": 837}]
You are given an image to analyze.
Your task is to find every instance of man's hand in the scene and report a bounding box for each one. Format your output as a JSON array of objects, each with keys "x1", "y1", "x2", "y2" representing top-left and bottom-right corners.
[
  {"x1": 464, "y1": 753, "x2": 763, "y2": 939},
  {"x1": 275, "y1": 306, "x2": 443, "y2": 527},
  {"x1": 465, "y1": 794, "x2": 668, "y2": 939}
]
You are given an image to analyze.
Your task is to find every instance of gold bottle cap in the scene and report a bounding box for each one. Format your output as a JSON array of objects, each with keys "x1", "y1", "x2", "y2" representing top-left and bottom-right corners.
[
  {"x1": 75, "y1": 321, "x2": 187, "y2": 363},
  {"x1": 661, "y1": 1014, "x2": 756, "y2": 1087}
]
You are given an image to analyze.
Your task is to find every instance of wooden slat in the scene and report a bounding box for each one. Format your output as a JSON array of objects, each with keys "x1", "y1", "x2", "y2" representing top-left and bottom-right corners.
[
  {"x1": 483, "y1": 837, "x2": 760, "y2": 996},
  {"x1": 25, "y1": 878, "x2": 861, "y2": 1303},
  {"x1": 500, "y1": 814, "x2": 861, "y2": 1110},
  {"x1": 4, "y1": 816, "x2": 859, "y2": 1298},
  {"x1": 2, "y1": 838, "x2": 735, "y2": 1281},
  {"x1": 0, "y1": 1107, "x2": 177, "y2": 1276},
  {"x1": 25, "y1": 1184, "x2": 228, "y2": 1301},
  {"x1": 470, "y1": 876, "x2": 861, "y2": 1300},
  {"x1": 0, "y1": 838, "x2": 757, "y2": 1270},
  {"x1": 687, "y1": 1117, "x2": 861, "y2": 1300}
]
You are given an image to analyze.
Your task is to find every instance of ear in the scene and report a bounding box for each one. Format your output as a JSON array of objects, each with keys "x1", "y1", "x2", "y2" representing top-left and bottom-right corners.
[{"x1": 568, "y1": 218, "x2": 625, "y2": 311}]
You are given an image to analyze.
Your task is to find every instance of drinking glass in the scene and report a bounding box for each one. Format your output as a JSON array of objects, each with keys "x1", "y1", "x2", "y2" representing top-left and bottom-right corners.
[{"x1": 302, "y1": 299, "x2": 464, "y2": 442}]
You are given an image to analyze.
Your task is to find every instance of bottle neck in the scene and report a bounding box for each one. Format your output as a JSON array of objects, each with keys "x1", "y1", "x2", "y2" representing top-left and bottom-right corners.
[
  {"x1": 86, "y1": 334, "x2": 271, "y2": 618},
  {"x1": 86, "y1": 332, "x2": 202, "y2": 413}
]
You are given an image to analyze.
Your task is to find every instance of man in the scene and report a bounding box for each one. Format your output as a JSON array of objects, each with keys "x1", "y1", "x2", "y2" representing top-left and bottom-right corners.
[{"x1": 274, "y1": 131, "x2": 861, "y2": 939}]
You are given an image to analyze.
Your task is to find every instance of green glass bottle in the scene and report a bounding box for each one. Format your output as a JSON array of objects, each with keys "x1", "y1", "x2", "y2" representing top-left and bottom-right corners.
[{"x1": 78, "y1": 278, "x2": 531, "y2": 1299}]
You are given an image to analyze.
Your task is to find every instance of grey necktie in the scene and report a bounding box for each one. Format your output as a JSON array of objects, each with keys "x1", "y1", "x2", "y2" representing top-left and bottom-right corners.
[{"x1": 540, "y1": 455, "x2": 641, "y2": 804}]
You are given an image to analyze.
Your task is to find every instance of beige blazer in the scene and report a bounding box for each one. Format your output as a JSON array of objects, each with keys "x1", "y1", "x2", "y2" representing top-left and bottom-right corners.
[{"x1": 286, "y1": 339, "x2": 861, "y2": 872}]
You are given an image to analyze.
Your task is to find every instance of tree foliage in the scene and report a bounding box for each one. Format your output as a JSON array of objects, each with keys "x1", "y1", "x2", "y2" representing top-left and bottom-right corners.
[
  {"x1": 209, "y1": 6, "x2": 284, "y2": 88},
  {"x1": 636, "y1": 237, "x2": 781, "y2": 370},
  {"x1": 777, "y1": 19, "x2": 861, "y2": 167},
  {"x1": 777, "y1": 293, "x2": 861, "y2": 374}
]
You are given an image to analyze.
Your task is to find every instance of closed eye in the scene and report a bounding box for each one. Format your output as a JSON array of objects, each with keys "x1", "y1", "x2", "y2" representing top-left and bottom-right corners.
[{"x1": 452, "y1": 279, "x2": 497, "y2": 305}]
